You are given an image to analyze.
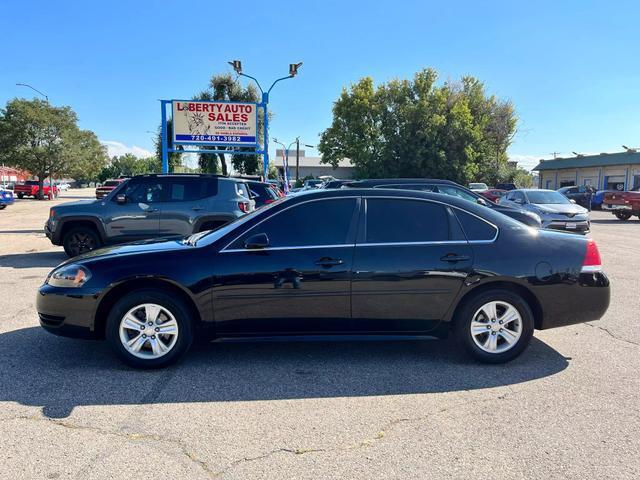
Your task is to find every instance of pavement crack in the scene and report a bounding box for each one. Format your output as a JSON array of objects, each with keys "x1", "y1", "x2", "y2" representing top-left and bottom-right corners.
[
  {"x1": 584, "y1": 322, "x2": 640, "y2": 347},
  {"x1": 8, "y1": 415, "x2": 217, "y2": 478}
]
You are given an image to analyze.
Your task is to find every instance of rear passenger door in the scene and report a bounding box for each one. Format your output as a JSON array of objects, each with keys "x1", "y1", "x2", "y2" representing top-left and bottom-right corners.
[
  {"x1": 351, "y1": 197, "x2": 473, "y2": 333},
  {"x1": 158, "y1": 177, "x2": 210, "y2": 237}
]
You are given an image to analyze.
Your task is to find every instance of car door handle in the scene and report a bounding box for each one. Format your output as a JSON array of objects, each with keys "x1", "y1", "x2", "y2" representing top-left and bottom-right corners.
[
  {"x1": 440, "y1": 253, "x2": 471, "y2": 263},
  {"x1": 314, "y1": 257, "x2": 344, "y2": 267},
  {"x1": 192, "y1": 207, "x2": 204, "y2": 211}
]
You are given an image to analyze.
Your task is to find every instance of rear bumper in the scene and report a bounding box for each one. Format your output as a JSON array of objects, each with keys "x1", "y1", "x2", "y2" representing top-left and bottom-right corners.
[
  {"x1": 535, "y1": 271, "x2": 610, "y2": 329},
  {"x1": 602, "y1": 204, "x2": 631, "y2": 211}
]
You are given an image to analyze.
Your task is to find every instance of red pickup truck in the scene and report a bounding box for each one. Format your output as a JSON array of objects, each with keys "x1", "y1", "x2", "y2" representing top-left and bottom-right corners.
[
  {"x1": 14, "y1": 181, "x2": 59, "y2": 199},
  {"x1": 602, "y1": 190, "x2": 640, "y2": 220}
]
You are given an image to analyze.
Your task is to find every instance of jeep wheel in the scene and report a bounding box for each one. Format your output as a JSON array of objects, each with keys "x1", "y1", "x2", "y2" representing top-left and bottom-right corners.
[
  {"x1": 615, "y1": 211, "x2": 632, "y2": 221},
  {"x1": 17, "y1": 193, "x2": 23, "y2": 199},
  {"x1": 63, "y1": 227, "x2": 101, "y2": 257}
]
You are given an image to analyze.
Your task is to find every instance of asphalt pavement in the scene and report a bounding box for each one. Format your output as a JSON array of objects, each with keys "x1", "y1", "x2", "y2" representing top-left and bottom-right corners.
[{"x1": 0, "y1": 190, "x2": 638, "y2": 479}]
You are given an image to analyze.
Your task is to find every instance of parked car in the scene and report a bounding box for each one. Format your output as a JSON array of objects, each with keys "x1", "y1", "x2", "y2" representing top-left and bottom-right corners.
[
  {"x1": 322, "y1": 179, "x2": 351, "y2": 189},
  {"x1": 247, "y1": 180, "x2": 280, "y2": 207},
  {"x1": 480, "y1": 188, "x2": 507, "y2": 202},
  {"x1": 557, "y1": 185, "x2": 596, "y2": 210},
  {"x1": 468, "y1": 182, "x2": 489, "y2": 192},
  {"x1": 56, "y1": 182, "x2": 71, "y2": 191},
  {"x1": 494, "y1": 182, "x2": 517, "y2": 191},
  {"x1": 0, "y1": 187, "x2": 15, "y2": 209},
  {"x1": 501, "y1": 189, "x2": 590, "y2": 233},
  {"x1": 590, "y1": 190, "x2": 609, "y2": 210},
  {"x1": 96, "y1": 179, "x2": 127, "y2": 199},
  {"x1": 37, "y1": 188, "x2": 610, "y2": 369},
  {"x1": 602, "y1": 189, "x2": 640, "y2": 220},
  {"x1": 303, "y1": 179, "x2": 324, "y2": 189},
  {"x1": 45, "y1": 174, "x2": 256, "y2": 257},
  {"x1": 344, "y1": 179, "x2": 542, "y2": 228},
  {"x1": 14, "y1": 180, "x2": 59, "y2": 199}
]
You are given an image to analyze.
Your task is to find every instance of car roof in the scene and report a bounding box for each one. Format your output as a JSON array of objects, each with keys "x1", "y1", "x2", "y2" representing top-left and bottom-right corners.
[
  {"x1": 131, "y1": 173, "x2": 246, "y2": 182},
  {"x1": 346, "y1": 178, "x2": 458, "y2": 187}
]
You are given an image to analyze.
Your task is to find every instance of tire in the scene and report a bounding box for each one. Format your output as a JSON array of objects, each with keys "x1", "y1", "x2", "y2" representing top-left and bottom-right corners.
[
  {"x1": 615, "y1": 211, "x2": 632, "y2": 221},
  {"x1": 105, "y1": 289, "x2": 194, "y2": 368},
  {"x1": 454, "y1": 289, "x2": 534, "y2": 364},
  {"x1": 63, "y1": 226, "x2": 101, "y2": 257},
  {"x1": 198, "y1": 220, "x2": 227, "y2": 232},
  {"x1": 17, "y1": 193, "x2": 23, "y2": 199}
]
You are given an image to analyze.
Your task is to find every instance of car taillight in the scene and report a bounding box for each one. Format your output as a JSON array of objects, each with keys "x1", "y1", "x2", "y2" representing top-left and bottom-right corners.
[
  {"x1": 582, "y1": 238, "x2": 602, "y2": 272},
  {"x1": 238, "y1": 201, "x2": 250, "y2": 213}
]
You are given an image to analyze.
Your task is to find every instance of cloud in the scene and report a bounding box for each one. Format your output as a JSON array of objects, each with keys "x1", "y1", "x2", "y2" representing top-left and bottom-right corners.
[{"x1": 100, "y1": 140, "x2": 154, "y2": 159}]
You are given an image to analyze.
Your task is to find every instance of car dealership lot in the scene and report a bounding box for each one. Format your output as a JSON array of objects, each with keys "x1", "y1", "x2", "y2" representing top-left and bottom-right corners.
[{"x1": 0, "y1": 191, "x2": 638, "y2": 479}]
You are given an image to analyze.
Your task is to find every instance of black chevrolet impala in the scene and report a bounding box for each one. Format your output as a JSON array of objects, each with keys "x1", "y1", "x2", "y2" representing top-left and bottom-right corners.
[{"x1": 37, "y1": 189, "x2": 610, "y2": 368}]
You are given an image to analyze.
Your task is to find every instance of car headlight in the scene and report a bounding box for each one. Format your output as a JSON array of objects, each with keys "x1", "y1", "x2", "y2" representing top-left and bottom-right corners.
[{"x1": 47, "y1": 264, "x2": 91, "y2": 288}]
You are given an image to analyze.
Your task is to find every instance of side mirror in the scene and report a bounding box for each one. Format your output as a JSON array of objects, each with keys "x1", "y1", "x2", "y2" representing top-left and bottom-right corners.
[
  {"x1": 476, "y1": 197, "x2": 487, "y2": 206},
  {"x1": 116, "y1": 194, "x2": 127, "y2": 204},
  {"x1": 569, "y1": 199, "x2": 577, "y2": 204},
  {"x1": 244, "y1": 233, "x2": 269, "y2": 250}
]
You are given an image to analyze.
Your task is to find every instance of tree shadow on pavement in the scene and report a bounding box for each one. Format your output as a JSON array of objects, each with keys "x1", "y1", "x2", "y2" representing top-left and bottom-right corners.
[
  {"x1": 0, "y1": 251, "x2": 67, "y2": 269},
  {"x1": 0, "y1": 327, "x2": 569, "y2": 418}
]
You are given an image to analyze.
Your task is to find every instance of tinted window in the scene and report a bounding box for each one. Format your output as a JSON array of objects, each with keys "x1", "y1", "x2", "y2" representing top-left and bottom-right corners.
[
  {"x1": 104, "y1": 180, "x2": 120, "y2": 187},
  {"x1": 234, "y1": 198, "x2": 357, "y2": 248},
  {"x1": 366, "y1": 199, "x2": 449, "y2": 243},
  {"x1": 122, "y1": 179, "x2": 165, "y2": 203},
  {"x1": 455, "y1": 209, "x2": 497, "y2": 241},
  {"x1": 165, "y1": 177, "x2": 217, "y2": 202},
  {"x1": 436, "y1": 185, "x2": 477, "y2": 203}
]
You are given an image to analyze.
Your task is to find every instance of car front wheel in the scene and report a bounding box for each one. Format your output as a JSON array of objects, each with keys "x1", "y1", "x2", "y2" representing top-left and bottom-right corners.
[
  {"x1": 105, "y1": 290, "x2": 194, "y2": 368},
  {"x1": 63, "y1": 227, "x2": 101, "y2": 257},
  {"x1": 455, "y1": 290, "x2": 534, "y2": 363}
]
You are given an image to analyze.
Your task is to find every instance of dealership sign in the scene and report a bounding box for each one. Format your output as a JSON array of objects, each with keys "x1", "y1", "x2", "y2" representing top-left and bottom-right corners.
[{"x1": 172, "y1": 100, "x2": 258, "y2": 147}]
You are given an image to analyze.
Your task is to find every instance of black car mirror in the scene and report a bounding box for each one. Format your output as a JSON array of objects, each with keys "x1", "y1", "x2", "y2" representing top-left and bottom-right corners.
[
  {"x1": 244, "y1": 233, "x2": 269, "y2": 250},
  {"x1": 116, "y1": 194, "x2": 127, "y2": 204},
  {"x1": 476, "y1": 197, "x2": 487, "y2": 206}
]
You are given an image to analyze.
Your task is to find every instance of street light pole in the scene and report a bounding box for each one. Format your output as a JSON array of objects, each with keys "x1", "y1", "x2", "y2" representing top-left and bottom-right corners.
[
  {"x1": 228, "y1": 61, "x2": 302, "y2": 180},
  {"x1": 16, "y1": 83, "x2": 48, "y2": 102}
]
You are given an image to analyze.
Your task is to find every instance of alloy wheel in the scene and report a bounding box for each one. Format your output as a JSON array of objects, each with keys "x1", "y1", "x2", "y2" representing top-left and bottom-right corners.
[
  {"x1": 470, "y1": 300, "x2": 523, "y2": 354},
  {"x1": 68, "y1": 232, "x2": 96, "y2": 255},
  {"x1": 118, "y1": 303, "x2": 180, "y2": 359}
]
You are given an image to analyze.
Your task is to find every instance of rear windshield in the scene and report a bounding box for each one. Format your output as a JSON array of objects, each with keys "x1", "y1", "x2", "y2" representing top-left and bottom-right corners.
[{"x1": 104, "y1": 180, "x2": 120, "y2": 187}]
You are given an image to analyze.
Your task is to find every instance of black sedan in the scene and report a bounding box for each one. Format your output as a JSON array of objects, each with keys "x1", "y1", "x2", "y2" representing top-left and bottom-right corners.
[{"x1": 37, "y1": 189, "x2": 610, "y2": 368}]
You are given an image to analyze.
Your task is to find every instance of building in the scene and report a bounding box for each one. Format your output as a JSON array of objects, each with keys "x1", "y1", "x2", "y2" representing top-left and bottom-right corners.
[
  {"x1": 273, "y1": 150, "x2": 355, "y2": 181},
  {"x1": 533, "y1": 150, "x2": 640, "y2": 191},
  {"x1": 0, "y1": 166, "x2": 29, "y2": 184}
]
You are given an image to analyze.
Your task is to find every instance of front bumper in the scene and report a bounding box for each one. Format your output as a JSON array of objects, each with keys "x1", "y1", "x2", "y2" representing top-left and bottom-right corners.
[
  {"x1": 542, "y1": 218, "x2": 590, "y2": 233},
  {"x1": 37, "y1": 284, "x2": 101, "y2": 339}
]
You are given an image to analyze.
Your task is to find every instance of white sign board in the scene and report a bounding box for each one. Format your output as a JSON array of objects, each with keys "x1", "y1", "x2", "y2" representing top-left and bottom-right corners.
[{"x1": 172, "y1": 100, "x2": 258, "y2": 146}]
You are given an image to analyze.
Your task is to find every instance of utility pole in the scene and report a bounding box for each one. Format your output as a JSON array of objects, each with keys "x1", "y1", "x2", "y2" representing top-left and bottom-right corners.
[{"x1": 550, "y1": 151, "x2": 560, "y2": 159}]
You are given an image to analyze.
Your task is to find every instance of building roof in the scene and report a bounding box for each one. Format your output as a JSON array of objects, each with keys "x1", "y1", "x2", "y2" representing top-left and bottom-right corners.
[{"x1": 533, "y1": 151, "x2": 640, "y2": 171}]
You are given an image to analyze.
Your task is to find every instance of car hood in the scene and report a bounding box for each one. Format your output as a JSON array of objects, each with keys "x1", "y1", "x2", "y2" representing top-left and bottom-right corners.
[
  {"x1": 61, "y1": 237, "x2": 192, "y2": 267},
  {"x1": 533, "y1": 203, "x2": 587, "y2": 215},
  {"x1": 56, "y1": 200, "x2": 100, "y2": 210}
]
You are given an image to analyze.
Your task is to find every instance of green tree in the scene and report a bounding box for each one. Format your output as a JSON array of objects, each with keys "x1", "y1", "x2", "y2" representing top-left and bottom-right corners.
[
  {"x1": 318, "y1": 69, "x2": 518, "y2": 185},
  {"x1": 98, "y1": 153, "x2": 160, "y2": 182},
  {"x1": 0, "y1": 98, "x2": 106, "y2": 198}
]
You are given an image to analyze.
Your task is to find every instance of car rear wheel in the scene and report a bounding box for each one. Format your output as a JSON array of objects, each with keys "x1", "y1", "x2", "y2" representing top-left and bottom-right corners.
[
  {"x1": 455, "y1": 290, "x2": 534, "y2": 363},
  {"x1": 615, "y1": 211, "x2": 632, "y2": 221},
  {"x1": 105, "y1": 290, "x2": 194, "y2": 368},
  {"x1": 63, "y1": 227, "x2": 101, "y2": 257}
]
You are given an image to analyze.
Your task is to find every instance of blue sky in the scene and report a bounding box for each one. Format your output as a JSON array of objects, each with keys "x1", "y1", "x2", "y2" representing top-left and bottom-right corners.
[{"x1": 1, "y1": 0, "x2": 639, "y2": 170}]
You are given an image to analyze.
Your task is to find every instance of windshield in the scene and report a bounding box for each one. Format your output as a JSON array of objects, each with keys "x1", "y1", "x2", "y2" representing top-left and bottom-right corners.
[
  {"x1": 184, "y1": 195, "x2": 288, "y2": 246},
  {"x1": 526, "y1": 191, "x2": 570, "y2": 204},
  {"x1": 469, "y1": 183, "x2": 487, "y2": 189}
]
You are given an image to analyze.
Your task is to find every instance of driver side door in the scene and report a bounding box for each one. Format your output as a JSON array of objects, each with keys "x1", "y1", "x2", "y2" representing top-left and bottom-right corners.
[{"x1": 104, "y1": 178, "x2": 164, "y2": 242}]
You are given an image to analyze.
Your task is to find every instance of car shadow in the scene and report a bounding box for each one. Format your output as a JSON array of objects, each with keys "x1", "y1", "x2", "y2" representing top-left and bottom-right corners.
[
  {"x1": 591, "y1": 218, "x2": 637, "y2": 225},
  {"x1": 0, "y1": 229, "x2": 45, "y2": 234},
  {"x1": 0, "y1": 327, "x2": 569, "y2": 418},
  {"x1": 0, "y1": 251, "x2": 67, "y2": 268}
]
